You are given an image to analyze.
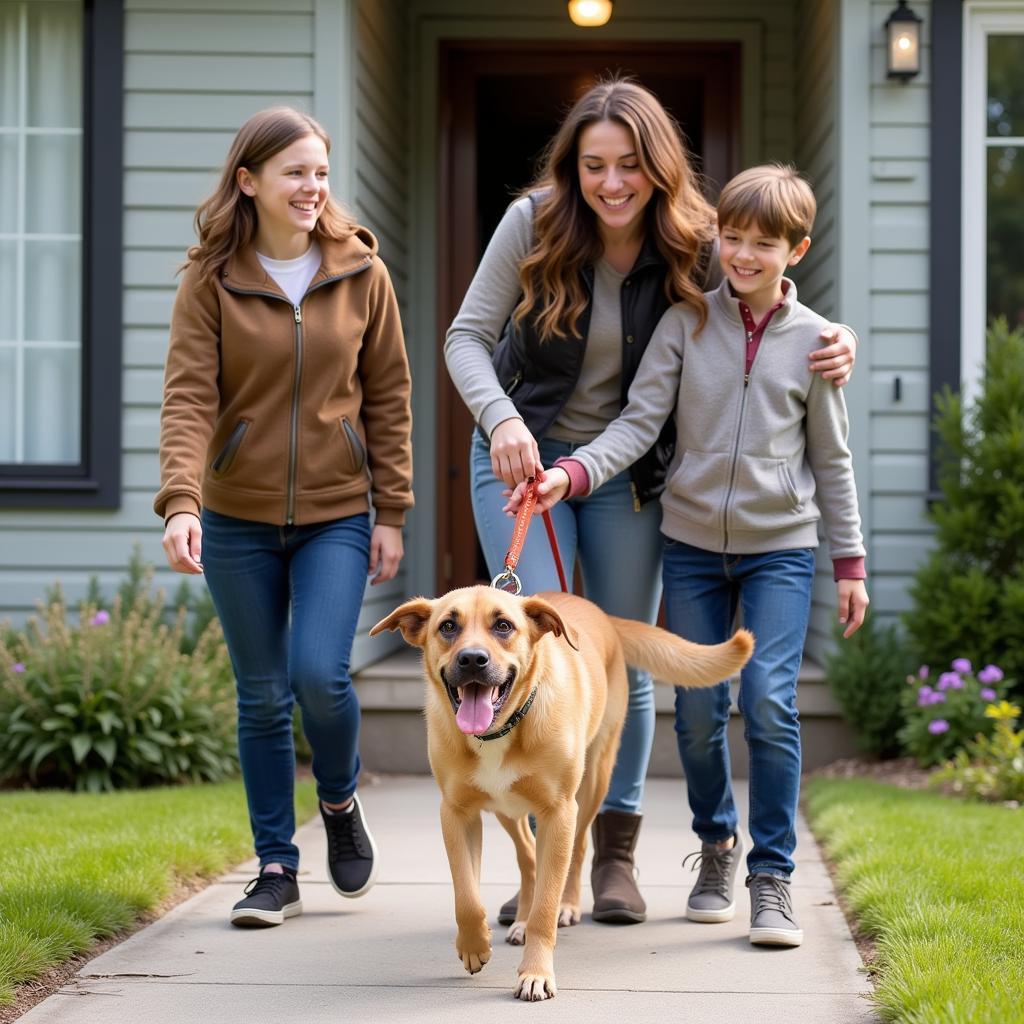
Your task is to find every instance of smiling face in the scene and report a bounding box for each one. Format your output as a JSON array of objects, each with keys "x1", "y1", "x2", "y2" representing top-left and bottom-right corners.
[
  {"x1": 576, "y1": 119, "x2": 655, "y2": 243},
  {"x1": 236, "y1": 133, "x2": 330, "y2": 258},
  {"x1": 717, "y1": 220, "x2": 810, "y2": 316},
  {"x1": 370, "y1": 587, "x2": 571, "y2": 737}
]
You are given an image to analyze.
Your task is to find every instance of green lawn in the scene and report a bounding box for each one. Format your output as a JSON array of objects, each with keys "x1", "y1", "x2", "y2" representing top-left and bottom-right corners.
[
  {"x1": 0, "y1": 780, "x2": 318, "y2": 1005},
  {"x1": 805, "y1": 778, "x2": 1024, "y2": 1024}
]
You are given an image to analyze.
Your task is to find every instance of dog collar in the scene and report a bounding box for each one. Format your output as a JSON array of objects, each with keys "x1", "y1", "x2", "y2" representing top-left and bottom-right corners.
[{"x1": 477, "y1": 687, "x2": 538, "y2": 742}]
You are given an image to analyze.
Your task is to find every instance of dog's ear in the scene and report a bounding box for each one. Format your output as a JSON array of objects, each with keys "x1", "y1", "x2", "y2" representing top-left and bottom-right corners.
[
  {"x1": 521, "y1": 597, "x2": 579, "y2": 651},
  {"x1": 369, "y1": 598, "x2": 434, "y2": 648}
]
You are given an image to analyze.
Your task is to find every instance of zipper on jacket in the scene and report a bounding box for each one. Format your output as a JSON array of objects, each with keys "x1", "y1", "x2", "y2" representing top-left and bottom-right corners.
[
  {"x1": 220, "y1": 257, "x2": 372, "y2": 527},
  {"x1": 286, "y1": 305, "x2": 303, "y2": 524},
  {"x1": 722, "y1": 326, "x2": 765, "y2": 547},
  {"x1": 504, "y1": 370, "x2": 523, "y2": 395}
]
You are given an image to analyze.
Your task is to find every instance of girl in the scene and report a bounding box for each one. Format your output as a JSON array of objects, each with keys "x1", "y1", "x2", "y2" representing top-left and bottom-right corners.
[
  {"x1": 156, "y1": 107, "x2": 413, "y2": 928},
  {"x1": 444, "y1": 78, "x2": 856, "y2": 925}
]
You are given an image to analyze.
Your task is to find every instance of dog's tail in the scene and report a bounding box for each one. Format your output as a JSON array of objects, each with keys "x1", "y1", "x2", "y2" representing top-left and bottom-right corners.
[{"x1": 608, "y1": 617, "x2": 754, "y2": 689}]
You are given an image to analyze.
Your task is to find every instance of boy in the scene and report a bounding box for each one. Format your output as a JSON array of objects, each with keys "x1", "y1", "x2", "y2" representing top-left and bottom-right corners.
[{"x1": 511, "y1": 164, "x2": 868, "y2": 947}]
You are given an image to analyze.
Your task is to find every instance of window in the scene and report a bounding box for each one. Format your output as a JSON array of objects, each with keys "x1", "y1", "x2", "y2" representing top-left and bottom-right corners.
[
  {"x1": 962, "y1": 4, "x2": 1024, "y2": 402},
  {"x1": 0, "y1": 0, "x2": 122, "y2": 507}
]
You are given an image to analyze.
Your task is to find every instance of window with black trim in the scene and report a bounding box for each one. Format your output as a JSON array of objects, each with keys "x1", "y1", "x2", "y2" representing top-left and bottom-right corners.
[{"x1": 0, "y1": 0, "x2": 122, "y2": 508}]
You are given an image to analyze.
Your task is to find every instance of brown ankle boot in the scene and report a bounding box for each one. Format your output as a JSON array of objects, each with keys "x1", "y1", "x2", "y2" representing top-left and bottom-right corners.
[{"x1": 590, "y1": 810, "x2": 646, "y2": 923}]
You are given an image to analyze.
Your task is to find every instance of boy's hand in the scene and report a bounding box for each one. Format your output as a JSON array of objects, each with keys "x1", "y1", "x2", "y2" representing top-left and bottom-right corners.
[
  {"x1": 502, "y1": 467, "x2": 571, "y2": 516},
  {"x1": 810, "y1": 325, "x2": 857, "y2": 386},
  {"x1": 837, "y1": 578, "x2": 869, "y2": 638}
]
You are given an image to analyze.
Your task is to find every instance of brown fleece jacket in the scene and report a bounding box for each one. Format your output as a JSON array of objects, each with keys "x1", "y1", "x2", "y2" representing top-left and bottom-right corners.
[{"x1": 155, "y1": 227, "x2": 413, "y2": 527}]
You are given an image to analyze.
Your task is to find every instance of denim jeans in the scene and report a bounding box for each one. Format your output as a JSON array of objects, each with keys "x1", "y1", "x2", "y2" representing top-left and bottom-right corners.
[
  {"x1": 470, "y1": 431, "x2": 662, "y2": 814},
  {"x1": 661, "y1": 539, "x2": 815, "y2": 879},
  {"x1": 201, "y1": 508, "x2": 371, "y2": 870}
]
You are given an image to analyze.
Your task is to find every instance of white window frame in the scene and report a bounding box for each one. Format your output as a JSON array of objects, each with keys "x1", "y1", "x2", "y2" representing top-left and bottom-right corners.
[{"x1": 961, "y1": 1, "x2": 1024, "y2": 404}]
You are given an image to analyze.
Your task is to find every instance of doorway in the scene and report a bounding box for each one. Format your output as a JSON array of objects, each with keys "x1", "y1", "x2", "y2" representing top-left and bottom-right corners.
[{"x1": 436, "y1": 42, "x2": 741, "y2": 591}]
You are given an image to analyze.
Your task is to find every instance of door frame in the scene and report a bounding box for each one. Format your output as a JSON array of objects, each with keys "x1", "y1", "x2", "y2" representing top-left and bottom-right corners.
[
  {"x1": 435, "y1": 41, "x2": 742, "y2": 591},
  {"x1": 406, "y1": 14, "x2": 763, "y2": 598}
]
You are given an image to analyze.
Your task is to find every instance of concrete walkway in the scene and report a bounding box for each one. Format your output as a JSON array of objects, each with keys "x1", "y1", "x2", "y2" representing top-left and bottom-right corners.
[{"x1": 21, "y1": 777, "x2": 878, "y2": 1024}]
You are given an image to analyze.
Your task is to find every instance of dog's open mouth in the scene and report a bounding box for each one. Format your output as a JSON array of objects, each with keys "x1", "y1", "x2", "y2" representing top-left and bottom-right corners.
[{"x1": 442, "y1": 668, "x2": 516, "y2": 736}]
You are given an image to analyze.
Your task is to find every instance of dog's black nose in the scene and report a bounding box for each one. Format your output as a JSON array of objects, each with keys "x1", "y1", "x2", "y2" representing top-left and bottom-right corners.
[{"x1": 457, "y1": 647, "x2": 490, "y2": 671}]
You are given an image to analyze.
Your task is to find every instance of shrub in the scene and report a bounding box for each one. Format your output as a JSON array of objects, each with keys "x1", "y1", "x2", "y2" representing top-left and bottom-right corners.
[
  {"x1": 904, "y1": 319, "x2": 1024, "y2": 699},
  {"x1": 823, "y1": 617, "x2": 913, "y2": 758},
  {"x1": 0, "y1": 587, "x2": 238, "y2": 792},
  {"x1": 932, "y1": 699, "x2": 1024, "y2": 803},
  {"x1": 898, "y1": 659, "x2": 1010, "y2": 767}
]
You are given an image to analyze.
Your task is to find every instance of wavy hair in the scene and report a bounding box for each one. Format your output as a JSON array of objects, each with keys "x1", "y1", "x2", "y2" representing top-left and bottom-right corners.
[
  {"x1": 184, "y1": 106, "x2": 356, "y2": 286},
  {"x1": 514, "y1": 78, "x2": 716, "y2": 340}
]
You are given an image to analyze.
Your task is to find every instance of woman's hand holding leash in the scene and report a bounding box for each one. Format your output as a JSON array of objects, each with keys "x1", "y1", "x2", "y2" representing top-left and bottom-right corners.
[
  {"x1": 503, "y1": 467, "x2": 571, "y2": 517},
  {"x1": 162, "y1": 512, "x2": 203, "y2": 575},
  {"x1": 490, "y1": 418, "x2": 542, "y2": 487}
]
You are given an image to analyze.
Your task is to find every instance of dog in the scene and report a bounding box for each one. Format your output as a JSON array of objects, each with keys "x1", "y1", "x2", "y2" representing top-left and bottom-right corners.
[{"x1": 370, "y1": 586, "x2": 753, "y2": 1002}]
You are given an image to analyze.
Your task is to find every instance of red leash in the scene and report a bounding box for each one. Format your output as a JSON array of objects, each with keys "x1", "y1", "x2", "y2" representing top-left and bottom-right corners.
[{"x1": 491, "y1": 478, "x2": 569, "y2": 595}]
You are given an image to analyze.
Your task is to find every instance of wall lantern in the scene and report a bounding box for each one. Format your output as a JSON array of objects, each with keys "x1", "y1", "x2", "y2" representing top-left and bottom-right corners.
[
  {"x1": 885, "y1": 0, "x2": 922, "y2": 81},
  {"x1": 568, "y1": 0, "x2": 613, "y2": 28}
]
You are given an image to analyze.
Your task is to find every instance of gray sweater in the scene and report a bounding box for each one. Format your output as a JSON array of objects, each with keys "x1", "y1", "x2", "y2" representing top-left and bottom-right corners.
[{"x1": 569, "y1": 278, "x2": 866, "y2": 558}]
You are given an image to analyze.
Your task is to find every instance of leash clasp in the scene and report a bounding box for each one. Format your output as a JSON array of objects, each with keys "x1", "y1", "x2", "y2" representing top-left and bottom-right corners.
[{"x1": 490, "y1": 568, "x2": 522, "y2": 595}]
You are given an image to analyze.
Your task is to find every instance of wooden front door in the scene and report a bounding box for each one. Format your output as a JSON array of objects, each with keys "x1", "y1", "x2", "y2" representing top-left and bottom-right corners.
[{"x1": 436, "y1": 43, "x2": 740, "y2": 591}]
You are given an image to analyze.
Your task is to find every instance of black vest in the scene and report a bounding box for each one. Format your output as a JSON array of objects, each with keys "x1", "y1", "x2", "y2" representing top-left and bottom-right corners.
[{"x1": 490, "y1": 226, "x2": 711, "y2": 507}]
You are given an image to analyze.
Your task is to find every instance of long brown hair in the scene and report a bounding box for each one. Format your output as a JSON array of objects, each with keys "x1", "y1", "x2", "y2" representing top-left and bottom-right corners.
[
  {"x1": 184, "y1": 106, "x2": 356, "y2": 286},
  {"x1": 514, "y1": 78, "x2": 716, "y2": 340}
]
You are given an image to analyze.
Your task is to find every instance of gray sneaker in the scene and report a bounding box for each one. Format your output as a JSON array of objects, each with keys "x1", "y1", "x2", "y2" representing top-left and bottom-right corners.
[
  {"x1": 683, "y1": 833, "x2": 743, "y2": 922},
  {"x1": 747, "y1": 872, "x2": 803, "y2": 947}
]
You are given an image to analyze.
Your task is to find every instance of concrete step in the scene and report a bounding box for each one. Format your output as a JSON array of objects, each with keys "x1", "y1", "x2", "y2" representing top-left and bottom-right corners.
[{"x1": 353, "y1": 649, "x2": 858, "y2": 777}]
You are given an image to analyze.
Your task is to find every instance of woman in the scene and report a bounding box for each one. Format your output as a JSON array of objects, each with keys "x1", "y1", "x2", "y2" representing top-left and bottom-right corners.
[
  {"x1": 156, "y1": 107, "x2": 413, "y2": 928},
  {"x1": 444, "y1": 78, "x2": 855, "y2": 925}
]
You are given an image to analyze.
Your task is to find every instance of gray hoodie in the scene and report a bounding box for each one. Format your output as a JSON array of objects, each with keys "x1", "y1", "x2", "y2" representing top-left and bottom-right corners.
[{"x1": 568, "y1": 277, "x2": 865, "y2": 558}]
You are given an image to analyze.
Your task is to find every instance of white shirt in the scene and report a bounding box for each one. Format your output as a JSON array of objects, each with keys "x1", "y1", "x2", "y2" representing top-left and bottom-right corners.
[{"x1": 256, "y1": 241, "x2": 322, "y2": 308}]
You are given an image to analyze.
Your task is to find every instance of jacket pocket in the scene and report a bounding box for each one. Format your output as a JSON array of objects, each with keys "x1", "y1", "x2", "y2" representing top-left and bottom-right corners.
[
  {"x1": 210, "y1": 419, "x2": 250, "y2": 476},
  {"x1": 340, "y1": 417, "x2": 367, "y2": 474},
  {"x1": 663, "y1": 450, "x2": 732, "y2": 527},
  {"x1": 729, "y1": 455, "x2": 803, "y2": 531}
]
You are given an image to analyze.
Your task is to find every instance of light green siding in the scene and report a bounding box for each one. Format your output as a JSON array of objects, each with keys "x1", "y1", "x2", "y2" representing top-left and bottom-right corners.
[
  {"x1": 865, "y1": 0, "x2": 933, "y2": 630},
  {"x1": 0, "y1": 0, "x2": 318, "y2": 623}
]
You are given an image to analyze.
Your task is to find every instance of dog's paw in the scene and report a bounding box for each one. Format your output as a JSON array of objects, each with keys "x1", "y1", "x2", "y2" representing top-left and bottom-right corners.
[
  {"x1": 557, "y1": 903, "x2": 581, "y2": 927},
  {"x1": 514, "y1": 971, "x2": 557, "y2": 1001},
  {"x1": 505, "y1": 920, "x2": 527, "y2": 945},
  {"x1": 455, "y1": 924, "x2": 492, "y2": 975}
]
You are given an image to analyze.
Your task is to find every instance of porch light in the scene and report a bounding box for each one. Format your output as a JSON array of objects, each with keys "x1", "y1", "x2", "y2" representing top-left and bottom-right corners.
[
  {"x1": 568, "y1": 0, "x2": 613, "y2": 28},
  {"x1": 885, "y1": 0, "x2": 922, "y2": 81}
]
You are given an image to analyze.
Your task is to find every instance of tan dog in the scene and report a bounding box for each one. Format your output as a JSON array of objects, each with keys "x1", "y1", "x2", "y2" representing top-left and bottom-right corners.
[{"x1": 370, "y1": 586, "x2": 753, "y2": 1002}]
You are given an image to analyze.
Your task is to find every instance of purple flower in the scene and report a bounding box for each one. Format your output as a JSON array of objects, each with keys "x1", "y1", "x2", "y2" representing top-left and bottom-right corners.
[
  {"x1": 91, "y1": 610, "x2": 110, "y2": 626},
  {"x1": 917, "y1": 686, "x2": 933, "y2": 706},
  {"x1": 952, "y1": 658, "x2": 972, "y2": 674},
  {"x1": 928, "y1": 719, "x2": 950, "y2": 735},
  {"x1": 918, "y1": 665, "x2": 930, "y2": 680},
  {"x1": 937, "y1": 672, "x2": 960, "y2": 691},
  {"x1": 929, "y1": 691, "x2": 947, "y2": 704},
  {"x1": 980, "y1": 688, "x2": 997, "y2": 701},
  {"x1": 978, "y1": 665, "x2": 1004, "y2": 684},
  {"x1": 11, "y1": 662, "x2": 25, "y2": 674}
]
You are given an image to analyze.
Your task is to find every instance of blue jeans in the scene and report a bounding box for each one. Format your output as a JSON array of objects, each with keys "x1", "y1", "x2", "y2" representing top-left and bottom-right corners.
[
  {"x1": 470, "y1": 432, "x2": 662, "y2": 814},
  {"x1": 201, "y1": 508, "x2": 371, "y2": 870},
  {"x1": 661, "y1": 539, "x2": 815, "y2": 879}
]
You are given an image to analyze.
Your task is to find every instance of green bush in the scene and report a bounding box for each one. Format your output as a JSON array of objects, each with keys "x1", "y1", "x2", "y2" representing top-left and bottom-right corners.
[
  {"x1": 904, "y1": 319, "x2": 1024, "y2": 698},
  {"x1": 823, "y1": 617, "x2": 913, "y2": 758},
  {"x1": 0, "y1": 587, "x2": 238, "y2": 792},
  {"x1": 898, "y1": 659, "x2": 1010, "y2": 767},
  {"x1": 932, "y1": 699, "x2": 1024, "y2": 803}
]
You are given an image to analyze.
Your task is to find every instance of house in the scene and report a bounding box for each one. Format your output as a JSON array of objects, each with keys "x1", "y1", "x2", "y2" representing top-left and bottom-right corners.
[{"x1": 1, "y1": 0, "x2": 1018, "y2": 766}]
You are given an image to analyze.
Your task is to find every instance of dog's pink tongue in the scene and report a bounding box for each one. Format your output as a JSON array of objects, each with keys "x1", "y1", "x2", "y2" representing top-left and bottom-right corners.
[{"x1": 456, "y1": 684, "x2": 495, "y2": 735}]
